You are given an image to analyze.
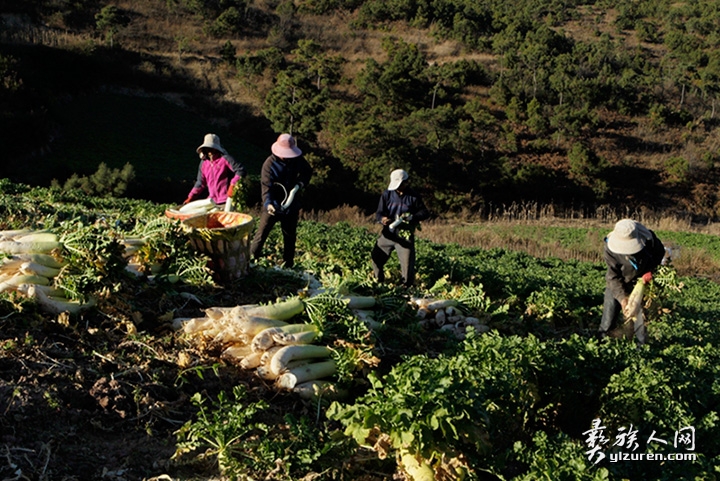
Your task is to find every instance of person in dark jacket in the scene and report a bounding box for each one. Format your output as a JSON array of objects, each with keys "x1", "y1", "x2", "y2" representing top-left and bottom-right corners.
[
  {"x1": 371, "y1": 169, "x2": 430, "y2": 287},
  {"x1": 185, "y1": 133, "x2": 246, "y2": 206},
  {"x1": 600, "y1": 219, "x2": 666, "y2": 343},
  {"x1": 250, "y1": 133, "x2": 313, "y2": 269}
]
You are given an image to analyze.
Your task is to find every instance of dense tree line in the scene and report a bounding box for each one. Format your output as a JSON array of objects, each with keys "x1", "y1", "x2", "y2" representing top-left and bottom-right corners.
[{"x1": 212, "y1": 0, "x2": 720, "y2": 212}]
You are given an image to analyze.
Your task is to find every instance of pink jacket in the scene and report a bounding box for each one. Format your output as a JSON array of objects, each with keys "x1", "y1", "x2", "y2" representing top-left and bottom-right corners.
[{"x1": 187, "y1": 154, "x2": 246, "y2": 204}]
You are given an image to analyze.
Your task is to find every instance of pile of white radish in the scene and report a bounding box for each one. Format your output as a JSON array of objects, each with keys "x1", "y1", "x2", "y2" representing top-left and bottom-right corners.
[
  {"x1": 167, "y1": 198, "x2": 218, "y2": 217},
  {"x1": 0, "y1": 230, "x2": 94, "y2": 315},
  {"x1": 173, "y1": 297, "x2": 341, "y2": 399},
  {"x1": 120, "y1": 236, "x2": 157, "y2": 277},
  {"x1": 411, "y1": 297, "x2": 490, "y2": 340},
  {"x1": 0, "y1": 241, "x2": 63, "y2": 294}
]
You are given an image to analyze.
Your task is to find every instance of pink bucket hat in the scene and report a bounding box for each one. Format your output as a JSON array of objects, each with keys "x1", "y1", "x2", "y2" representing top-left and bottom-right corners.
[
  {"x1": 271, "y1": 133, "x2": 302, "y2": 158},
  {"x1": 607, "y1": 219, "x2": 652, "y2": 255}
]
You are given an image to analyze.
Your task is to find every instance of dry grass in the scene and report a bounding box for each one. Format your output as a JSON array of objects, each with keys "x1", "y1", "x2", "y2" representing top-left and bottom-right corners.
[
  {"x1": 302, "y1": 204, "x2": 374, "y2": 225},
  {"x1": 300, "y1": 203, "x2": 720, "y2": 281},
  {"x1": 419, "y1": 220, "x2": 601, "y2": 260}
]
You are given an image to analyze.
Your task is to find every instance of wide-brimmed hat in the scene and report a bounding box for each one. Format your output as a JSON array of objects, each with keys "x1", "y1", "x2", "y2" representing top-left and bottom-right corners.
[
  {"x1": 388, "y1": 169, "x2": 409, "y2": 191},
  {"x1": 607, "y1": 219, "x2": 652, "y2": 255},
  {"x1": 271, "y1": 133, "x2": 302, "y2": 158},
  {"x1": 196, "y1": 133, "x2": 227, "y2": 155}
]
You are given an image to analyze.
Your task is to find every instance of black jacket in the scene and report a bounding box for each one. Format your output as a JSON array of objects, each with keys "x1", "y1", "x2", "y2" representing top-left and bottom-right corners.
[
  {"x1": 259, "y1": 154, "x2": 313, "y2": 214},
  {"x1": 376, "y1": 188, "x2": 430, "y2": 241},
  {"x1": 604, "y1": 230, "x2": 665, "y2": 301}
]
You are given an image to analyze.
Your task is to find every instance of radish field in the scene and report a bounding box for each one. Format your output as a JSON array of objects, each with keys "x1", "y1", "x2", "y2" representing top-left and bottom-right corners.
[{"x1": 0, "y1": 180, "x2": 718, "y2": 481}]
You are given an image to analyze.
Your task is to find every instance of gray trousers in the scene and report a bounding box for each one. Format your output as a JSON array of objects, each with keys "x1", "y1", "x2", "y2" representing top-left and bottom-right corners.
[
  {"x1": 371, "y1": 233, "x2": 415, "y2": 286},
  {"x1": 250, "y1": 209, "x2": 298, "y2": 268},
  {"x1": 600, "y1": 286, "x2": 647, "y2": 344}
]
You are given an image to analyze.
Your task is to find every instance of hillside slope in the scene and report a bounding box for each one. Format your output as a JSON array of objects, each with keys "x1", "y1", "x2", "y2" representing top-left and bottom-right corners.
[{"x1": 2, "y1": 0, "x2": 720, "y2": 217}]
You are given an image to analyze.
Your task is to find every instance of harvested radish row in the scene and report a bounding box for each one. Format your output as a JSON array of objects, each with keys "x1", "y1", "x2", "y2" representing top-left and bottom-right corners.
[
  {"x1": 17, "y1": 283, "x2": 95, "y2": 315},
  {"x1": 410, "y1": 297, "x2": 491, "y2": 340},
  {"x1": 276, "y1": 360, "x2": 337, "y2": 389},
  {"x1": 0, "y1": 232, "x2": 86, "y2": 316},
  {"x1": 172, "y1": 295, "x2": 340, "y2": 394}
]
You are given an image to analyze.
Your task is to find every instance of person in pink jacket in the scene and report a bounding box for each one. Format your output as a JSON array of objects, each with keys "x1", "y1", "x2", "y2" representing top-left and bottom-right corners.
[{"x1": 184, "y1": 133, "x2": 247, "y2": 205}]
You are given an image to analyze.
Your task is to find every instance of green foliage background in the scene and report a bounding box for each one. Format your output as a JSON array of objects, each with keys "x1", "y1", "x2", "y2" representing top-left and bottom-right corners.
[{"x1": 4, "y1": 0, "x2": 720, "y2": 215}]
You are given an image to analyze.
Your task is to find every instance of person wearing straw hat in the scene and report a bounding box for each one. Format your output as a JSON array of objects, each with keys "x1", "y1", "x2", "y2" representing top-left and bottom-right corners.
[
  {"x1": 250, "y1": 133, "x2": 313, "y2": 269},
  {"x1": 371, "y1": 169, "x2": 430, "y2": 287},
  {"x1": 184, "y1": 133, "x2": 247, "y2": 206},
  {"x1": 599, "y1": 218, "x2": 665, "y2": 343}
]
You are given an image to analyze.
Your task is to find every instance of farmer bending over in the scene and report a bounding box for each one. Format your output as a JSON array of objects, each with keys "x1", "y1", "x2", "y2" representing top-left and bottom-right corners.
[{"x1": 600, "y1": 219, "x2": 665, "y2": 344}]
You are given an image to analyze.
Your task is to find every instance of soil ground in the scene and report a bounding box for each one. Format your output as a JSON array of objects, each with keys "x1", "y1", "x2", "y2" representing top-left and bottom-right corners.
[{"x1": 0, "y1": 278, "x2": 313, "y2": 481}]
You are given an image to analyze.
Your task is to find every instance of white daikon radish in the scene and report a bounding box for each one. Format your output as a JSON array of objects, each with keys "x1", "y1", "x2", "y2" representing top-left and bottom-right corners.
[
  {"x1": 426, "y1": 299, "x2": 458, "y2": 312},
  {"x1": 239, "y1": 351, "x2": 263, "y2": 370},
  {"x1": 20, "y1": 261, "x2": 61, "y2": 278},
  {"x1": 276, "y1": 360, "x2": 337, "y2": 389},
  {"x1": 181, "y1": 317, "x2": 215, "y2": 334},
  {"x1": 13, "y1": 232, "x2": 58, "y2": 244},
  {"x1": 269, "y1": 345, "x2": 333, "y2": 376},
  {"x1": 292, "y1": 380, "x2": 346, "y2": 400},
  {"x1": 21, "y1": 284, "x2": 94, "y2": 315},
  {"x1": 222, "y1": 345, "x2": 253, "y2": 360},
  {"x1": 0, "y1": 274, "x2": 50, "y2": 292},
  {"x1": 178, "y1": 198, "x2": 215, "y2": 213},
  {"x1": 0, "y1": 240, "x2": 62, "y2": 254}
]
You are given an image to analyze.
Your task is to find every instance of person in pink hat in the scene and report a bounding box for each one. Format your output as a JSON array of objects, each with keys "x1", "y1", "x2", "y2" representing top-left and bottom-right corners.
[
  {"x1": 600, "y1": 218, "x2": 665, "y2": 343},
  {"x1": 250, "y1": 133, "x2": 313, "y2": 268},
  {"x1": 184, "y1": 133, "x2": 246, "y2": 206}
]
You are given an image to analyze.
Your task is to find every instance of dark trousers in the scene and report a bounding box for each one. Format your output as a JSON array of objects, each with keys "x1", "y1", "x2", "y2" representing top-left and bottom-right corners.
[
  {"x1": 250, "y1": 210, "x2": 299, "y2": 268},
  {"x1": 371, "y1": 233, "x2": 415, "y2": 286},
  {"x1": 600, "y1": 286, "x2": 647, "y2": 343}
]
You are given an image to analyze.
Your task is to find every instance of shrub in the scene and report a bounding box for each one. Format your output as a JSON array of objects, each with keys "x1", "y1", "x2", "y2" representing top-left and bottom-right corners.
[
  {"x1": 206, "y1": 7, "x2": 242, "y2": 37},
  {"x1": 567, "y1": 142, "x2": 608, "y2": 186},
  {"x1": 663, "y1": 156, "x2": 689, "y2": 185},
  {"x1": 53, "y1": 162, "x2": 136, "y2": 197}
]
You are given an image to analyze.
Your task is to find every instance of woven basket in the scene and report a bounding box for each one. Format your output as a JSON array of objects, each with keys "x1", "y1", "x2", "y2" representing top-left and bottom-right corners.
[{"x1": 181, "y1": 212, "x2": 254, "y2": 281}]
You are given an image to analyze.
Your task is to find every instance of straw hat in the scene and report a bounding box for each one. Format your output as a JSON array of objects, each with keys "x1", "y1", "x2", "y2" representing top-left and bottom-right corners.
[
  {"x1": 388, "y1": 169, "x2": 408, "y2": 191},
  {"x1": 271, "y1": 133, "x2": 302, "y2": 158},
  {"x1": 196, "y1": 133, "x2": 227, "y2": 155},
  {"x1": 607, "y1": 219, "x2": 652, "y2": 255}
]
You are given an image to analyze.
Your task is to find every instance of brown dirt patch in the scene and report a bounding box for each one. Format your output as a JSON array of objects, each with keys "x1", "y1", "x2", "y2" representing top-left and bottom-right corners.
[{"x1": 0, "y1": 281, "x2": 292, "y2": 481}]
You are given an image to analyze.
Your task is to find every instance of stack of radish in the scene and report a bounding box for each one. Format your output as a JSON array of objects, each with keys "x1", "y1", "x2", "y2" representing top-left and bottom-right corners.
[
  {"x1": 0, "y1": 230, "x2": 94, "y2": 314},
  {"x1": 173, "y1": 297, "x2": 339, "y2": 398},
  {"x1": 412, "y1": 297, "x2": 490, "y2": 339},
  {"x1": 165, "y1": 198, "x2": 218, "y2": 220},
  {"x1": 0, "y1": 230, "x2": 63, "y2": 292}
]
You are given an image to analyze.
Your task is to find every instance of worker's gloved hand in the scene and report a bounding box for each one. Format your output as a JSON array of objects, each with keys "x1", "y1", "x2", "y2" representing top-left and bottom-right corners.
[
  {"x1": 267, "y1": 204, "x2": 276, "y2": 216},
  {"x1": 227, "y1": 184, "x2": 235, "y2": 199},
  {"x1": 183, "y1": 198, "x2": 192, "y2": 205},
  {"x1": 641, "y1": 271, "x2": 653, "y2": 283}
]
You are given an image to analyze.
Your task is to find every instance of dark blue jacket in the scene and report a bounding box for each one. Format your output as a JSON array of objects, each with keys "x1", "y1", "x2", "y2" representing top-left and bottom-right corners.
[
  {"x1": 376, "y1": 188, "x2": 430, "y2": 240},
  {"x1": 260, "y1": 154, "x2": 313, "y2": 213}
]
